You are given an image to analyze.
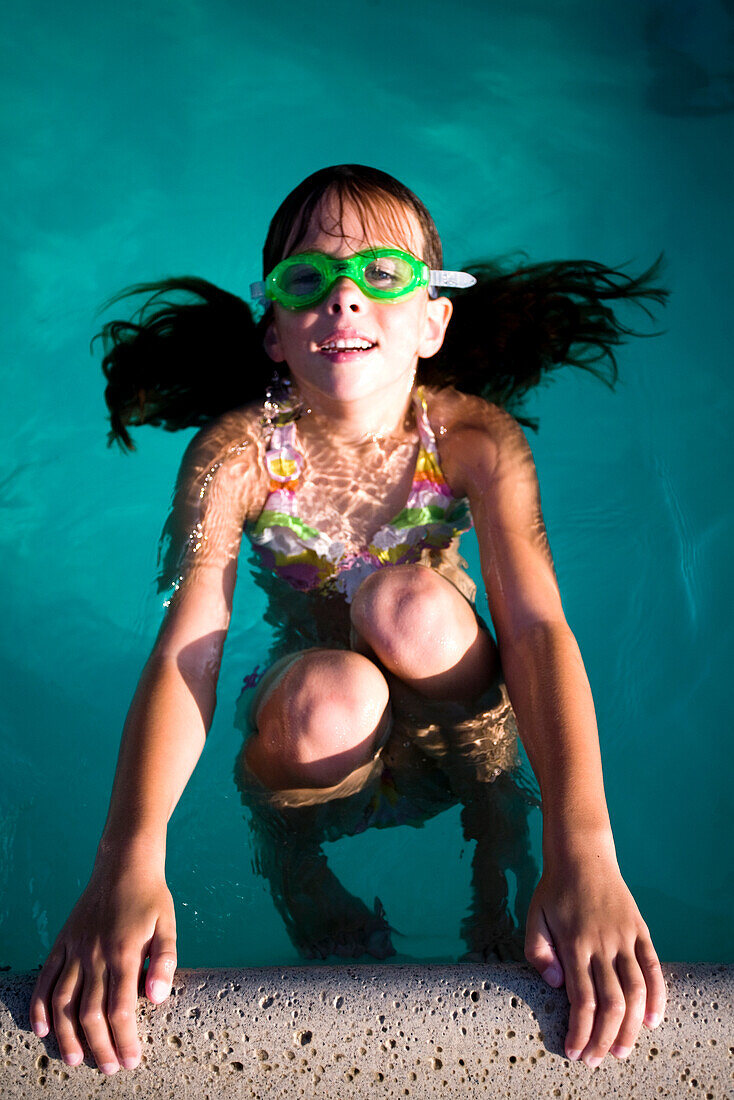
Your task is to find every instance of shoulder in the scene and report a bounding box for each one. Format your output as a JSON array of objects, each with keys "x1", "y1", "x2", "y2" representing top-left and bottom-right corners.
[
  {"x1": 421, "y1": 385, "x2": 535, "y2": 497},
  {"x1": 157, "y1": 402, "x2": 268, "y2": 591},
  {"x1": 180, "y1": 402, "x2": 264, "y2": 471},
  {"x1": 172, "y1": 401, "x2": 269, "y2": 522}
]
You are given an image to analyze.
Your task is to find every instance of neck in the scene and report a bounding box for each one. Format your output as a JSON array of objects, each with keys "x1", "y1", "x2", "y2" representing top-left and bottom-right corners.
[{"x1": 290, "y1": 372, "x2": 418, "y2": 445}]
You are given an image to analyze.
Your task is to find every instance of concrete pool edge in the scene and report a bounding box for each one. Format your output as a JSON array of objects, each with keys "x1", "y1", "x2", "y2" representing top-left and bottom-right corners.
[{"x1": 1, "y1": 963, "x2": 731, "y2": 1097}]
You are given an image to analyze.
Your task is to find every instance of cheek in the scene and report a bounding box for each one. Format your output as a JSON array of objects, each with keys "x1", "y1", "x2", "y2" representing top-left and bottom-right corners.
[
  {"x1": 382, "y1": 304, "x2": 425, "y2": 352},
  {"x1": 276, "y1": 313, "x2": 314, "y2": 352}
]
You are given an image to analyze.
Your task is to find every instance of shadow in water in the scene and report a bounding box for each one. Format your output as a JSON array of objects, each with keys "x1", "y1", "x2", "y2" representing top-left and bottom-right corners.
[{"x1": 644, "y1": 0, "x2": 734, "y2": 117}]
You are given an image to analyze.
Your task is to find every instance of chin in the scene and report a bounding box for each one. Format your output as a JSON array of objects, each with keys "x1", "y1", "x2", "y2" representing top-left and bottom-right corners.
[
  {"x1": 294, "y1": 362, "x2": 379, "y2": 395},
  {"x1": 316, "y1": 374, "x2": 384, "y2": 402}
]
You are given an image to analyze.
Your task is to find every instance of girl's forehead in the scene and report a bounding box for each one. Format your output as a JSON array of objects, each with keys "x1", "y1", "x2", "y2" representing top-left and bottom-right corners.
[{"x1": 285, "y1": 193, "x2": 425, "y2": 258}]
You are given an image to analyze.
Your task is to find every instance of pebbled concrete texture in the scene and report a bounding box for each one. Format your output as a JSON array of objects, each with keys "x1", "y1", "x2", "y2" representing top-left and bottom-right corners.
[{"x1": 1, "y1": 964, "x2": 732, "y2": 1098}]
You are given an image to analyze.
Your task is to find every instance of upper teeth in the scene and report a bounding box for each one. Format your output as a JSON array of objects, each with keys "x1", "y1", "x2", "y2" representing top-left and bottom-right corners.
[{"x1": 321, "y1": 339, "x2": 374, "y2": 350}]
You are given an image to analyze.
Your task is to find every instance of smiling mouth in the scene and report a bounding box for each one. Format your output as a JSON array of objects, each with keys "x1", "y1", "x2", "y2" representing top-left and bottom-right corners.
[{"x1": 318, "y1": 338, "x2": 376, "y2": 352}]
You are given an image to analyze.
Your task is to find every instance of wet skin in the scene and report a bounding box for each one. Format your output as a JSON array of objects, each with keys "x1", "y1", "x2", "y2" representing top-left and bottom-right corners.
[{"x1": 30, "y1": 194, "x2": 665, "y2": 1071}]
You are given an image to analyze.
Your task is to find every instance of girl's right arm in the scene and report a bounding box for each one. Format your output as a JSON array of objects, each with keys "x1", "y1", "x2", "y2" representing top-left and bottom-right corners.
[{"x1": 30, "y1": 414, "x2": 263, "y2": 1074}]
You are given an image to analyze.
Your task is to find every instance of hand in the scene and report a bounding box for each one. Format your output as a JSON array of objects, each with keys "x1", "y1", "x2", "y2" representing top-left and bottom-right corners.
[
  {"x1": 29, "y1": 859, "x2": 177, "y2": 1074},
  {"x1": 524, "y1": 848, "x2": 666, "y2": 1067}
]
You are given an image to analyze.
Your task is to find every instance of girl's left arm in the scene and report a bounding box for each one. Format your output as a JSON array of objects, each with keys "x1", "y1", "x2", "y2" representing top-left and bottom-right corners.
[{"x1": 439, "y1": 400, "x2": 666, "y2": 1068}]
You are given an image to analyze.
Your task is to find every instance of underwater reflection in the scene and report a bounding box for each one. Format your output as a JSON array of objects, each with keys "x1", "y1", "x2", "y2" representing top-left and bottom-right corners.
[{"x1": 235, "y1": 661, "x2": 539, "y2": 963}]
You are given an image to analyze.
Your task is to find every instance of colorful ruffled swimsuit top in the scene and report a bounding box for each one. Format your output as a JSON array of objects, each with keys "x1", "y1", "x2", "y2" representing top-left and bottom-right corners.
[{"x1": 246, "y1": 387, "x2": 473, "y2": 603}]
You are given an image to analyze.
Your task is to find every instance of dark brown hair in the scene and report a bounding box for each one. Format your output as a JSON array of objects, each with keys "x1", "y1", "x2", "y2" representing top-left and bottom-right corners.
[{"x1": 97, "y1": 164, "x2": 668, "y2": 449}]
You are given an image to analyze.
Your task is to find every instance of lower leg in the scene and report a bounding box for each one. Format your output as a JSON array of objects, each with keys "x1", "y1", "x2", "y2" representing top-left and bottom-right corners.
[
  {"x1": 350, "y1": 568, "x2": 540, "y2": 956},
  {"x1": 248, "y1": 816, "x2": 394, "y2": 960},
  {"x1": 237, "y1": 648, "x2": 395, "y2": 959},
  {"x1": 460, "y1": 773, "x2": 540, "y2": 961}
]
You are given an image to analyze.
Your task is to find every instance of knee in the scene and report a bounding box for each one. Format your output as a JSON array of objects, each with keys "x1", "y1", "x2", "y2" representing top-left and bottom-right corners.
[
  {"x1": 351, "y1": 565, "x2": 477, "y2": 678},
  {"x1": 247, "y1": 650, "x2": 390, "y2": 789}
]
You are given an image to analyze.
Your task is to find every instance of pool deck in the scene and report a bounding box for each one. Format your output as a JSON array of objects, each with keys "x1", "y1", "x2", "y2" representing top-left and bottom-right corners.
[{"x1": 1, "y1": 963, "x2": 731, "y2": 1097}]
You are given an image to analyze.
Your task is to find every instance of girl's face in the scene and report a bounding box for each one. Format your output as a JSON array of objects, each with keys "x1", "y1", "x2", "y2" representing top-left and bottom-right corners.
[{"x1": 263, "y1": 194, "x2": 453, "y2": 411}]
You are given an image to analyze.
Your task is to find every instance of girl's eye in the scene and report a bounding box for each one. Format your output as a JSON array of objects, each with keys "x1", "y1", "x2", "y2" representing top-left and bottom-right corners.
[
  {"x1": 282, "y1": 266, "x2": 322, "y2": 294},
  {"x1": 366, "y1": 260, "x2": 408, "y2": 287}
]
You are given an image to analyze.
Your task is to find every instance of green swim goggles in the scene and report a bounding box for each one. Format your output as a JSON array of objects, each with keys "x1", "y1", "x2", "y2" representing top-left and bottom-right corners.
[{"x1": 249, "y1": 249, "x2": 477, "y2": 310}]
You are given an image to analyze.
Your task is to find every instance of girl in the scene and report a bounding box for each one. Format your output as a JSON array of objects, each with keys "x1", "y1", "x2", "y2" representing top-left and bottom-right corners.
[{"x1": 30, "y1": 164, "x2": 667, "y2": 1075}]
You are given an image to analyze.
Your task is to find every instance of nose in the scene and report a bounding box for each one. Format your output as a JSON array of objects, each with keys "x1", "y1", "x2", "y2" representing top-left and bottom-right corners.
[{"x1": 325, "y1": 276, "x2": 364, "y2": 314}]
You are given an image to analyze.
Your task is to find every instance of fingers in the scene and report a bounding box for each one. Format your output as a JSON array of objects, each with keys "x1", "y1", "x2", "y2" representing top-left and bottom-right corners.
[
  {"x1": 578, "y1": 956, "x2": 630, "y2": 1067},
  {"x1": 565, "y1": 939, "x2": 666, "y2": 1067},
  {"x1": 524, "y1": 904, "x2": 564, "y2": 987},
  {"x1": 78, "y1": 967, "x2": 120, "y2": 1075},
  {"x1": 636, "y1": 935, "x2": 667, "y2": 1029},
  {"x1": 106, "y1": 957, "x2": 144, "y2": 1070},
  {"x1": 32, "y1": 941, "x2": 146, "y2": 1073},
  {"x1": 608, "y1": 951, "x2": 647, "y2": 1059},
  {"x1": 527, "y1": 870, "x2": 665, "y2": 1068},
  {"x1": 563, "y1": 954, "x2": 597, "y2": 1062},
  {"x1": 50, "y1": 959, "x2": 85, "y2": 1067},
  {"x1": 30, "y1": 946, "x2": 65, "y2": 1038},
  {"x1": 144, "y1": 916, "x2": 177, "y2": 1005}
]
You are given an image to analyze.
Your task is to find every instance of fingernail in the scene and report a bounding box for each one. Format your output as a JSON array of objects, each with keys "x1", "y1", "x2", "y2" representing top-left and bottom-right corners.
[
  {"x1": 566, "y1": 1048, "x2": 581, "y2": 1061},
  {"x1": 586, "y1": 1055, "x2": 602, "y2": 1068},
  {"x1": 100, "y1": 1062, "x2": 120, "y2": 1075},
  {"x1": 63, "y1": 1052, "x2": 83, "y2": 1067},
  {"x1": 611, "y1": 1044, "x2": 631, "y2": 1059},
  {"x1": 150, "y1": 979, "x2": 170, "y2": 1004},
  {"x1": 32, "y1": 1021, "x2": 48, "y2": 1037},
  {"x1": 645, "y1": 1011, "x2": 661, "y2": 1028},
  {"x1": 121, "y1": 1056, "x2": 140, "y2": 1070},
  {"x1": 542, "y1": 964, "x2": 562, "y2": 986}
]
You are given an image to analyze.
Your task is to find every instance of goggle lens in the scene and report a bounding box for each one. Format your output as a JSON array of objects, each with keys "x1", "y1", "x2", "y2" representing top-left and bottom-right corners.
[
  {"x1": 363, "y1": 254, "x2": 416, "y2": 292},
  {"x1": 277, "y1": 261, "x2": 325, "y2": 298}
]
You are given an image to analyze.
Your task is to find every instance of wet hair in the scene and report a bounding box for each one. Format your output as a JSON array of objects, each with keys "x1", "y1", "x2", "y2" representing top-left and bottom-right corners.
[
  {"x1": 262, "y1": 164, "x2": 443, "y2": 275},
  {"x1": 97, "y1": 164, "x2": 668, "y2": 450}
]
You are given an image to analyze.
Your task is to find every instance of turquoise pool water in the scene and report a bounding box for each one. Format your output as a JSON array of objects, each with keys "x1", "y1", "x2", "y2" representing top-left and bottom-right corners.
[{"x1": 2, "y1": 0, "x2": 732, "y2": 970}]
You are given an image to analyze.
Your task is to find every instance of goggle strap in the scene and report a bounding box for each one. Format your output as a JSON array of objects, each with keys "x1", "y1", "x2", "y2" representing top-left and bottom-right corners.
[
  {"x1": 429, "y1": 270, "x2": 477, "y2": 289},
  {"x1": 250, "y1": 280, "x2": 266, "y2": 300}
]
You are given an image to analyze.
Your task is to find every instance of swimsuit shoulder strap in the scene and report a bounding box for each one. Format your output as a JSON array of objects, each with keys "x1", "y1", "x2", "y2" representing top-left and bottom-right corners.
[
  {"x1": 408, "y1": 386, "x2": 456, "y2": 501},
  {"x1": 263, "y1": 413, "x2": 305, "y2": 489},
  {"x1": 413, "y1": 386, "x2": 441, "y2": 455}
]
